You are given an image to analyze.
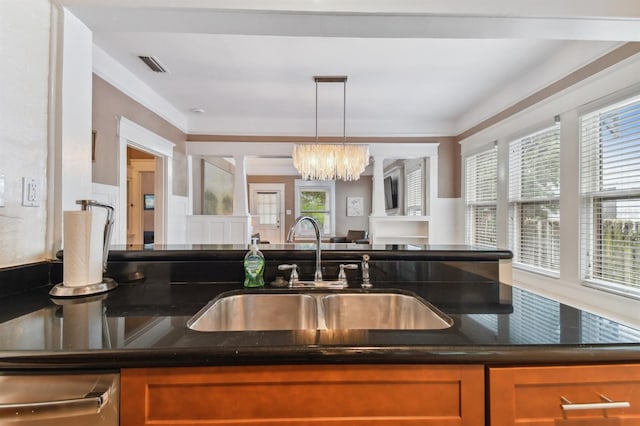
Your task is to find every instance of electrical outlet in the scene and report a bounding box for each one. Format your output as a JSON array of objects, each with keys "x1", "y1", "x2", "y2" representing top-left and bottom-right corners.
[{"x1": 22, "y1": 177, "x2": 41, "y2": 207}]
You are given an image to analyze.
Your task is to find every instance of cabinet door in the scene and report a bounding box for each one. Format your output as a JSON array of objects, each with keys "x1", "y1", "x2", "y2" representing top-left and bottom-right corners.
[
  {"x1": 489, "y1": 363, "x2": 640, "y2": 426},
  {"x1": 121, "y1": 364, "x2": 484, "y2": 425}
]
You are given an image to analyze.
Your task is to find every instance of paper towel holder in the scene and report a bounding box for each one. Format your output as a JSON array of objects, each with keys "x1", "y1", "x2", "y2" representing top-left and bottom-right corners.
[{"x1": 50, "y1": 200, "x2": 118, "y2": 298}]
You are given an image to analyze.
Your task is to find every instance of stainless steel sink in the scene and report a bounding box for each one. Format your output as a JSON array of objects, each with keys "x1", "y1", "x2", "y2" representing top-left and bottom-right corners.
[
  {"x1": 187, "y1": 293, "x2": 317, "y2": 331},
  {"x1": 187, "y1": 290, "x2": 453, "y2": 332},
  {"x1": 321, "y1": 293, "x2": 453, "y2": 330}
]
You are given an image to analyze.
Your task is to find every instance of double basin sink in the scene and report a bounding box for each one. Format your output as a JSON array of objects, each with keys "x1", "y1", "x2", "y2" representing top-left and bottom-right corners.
[{"x1": 187, "y1": 289, "x2": 453, "y2": 332}]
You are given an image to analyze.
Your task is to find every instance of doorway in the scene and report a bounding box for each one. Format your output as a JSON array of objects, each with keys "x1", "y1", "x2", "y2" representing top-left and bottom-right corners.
[
  {"x1": 117, "y1": 117, "x2": 175, "y2": 246},
  {"x1": 249, "y1": 183, "x2": 285, "y2": 244},
  {"x1": 127, "y1": 147, "x2": 156, "y2": 245}
]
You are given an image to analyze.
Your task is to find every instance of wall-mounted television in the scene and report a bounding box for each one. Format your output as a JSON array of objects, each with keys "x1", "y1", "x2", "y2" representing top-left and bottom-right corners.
[
  {"x1": 144, "y1": 193, "x2": 155, "y2": 210},
  {"x1": 384, "y1": 176, "x2": 398, "y2": 210}
]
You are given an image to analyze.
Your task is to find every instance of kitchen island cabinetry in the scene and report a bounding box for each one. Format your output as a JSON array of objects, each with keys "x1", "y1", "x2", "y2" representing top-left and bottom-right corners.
[
  {"x1": 120, "y1": 364, "x2": 484, "y2": 425},
  {"x1": 488, "y1": 363, "x2": 640, "y2": 425}
]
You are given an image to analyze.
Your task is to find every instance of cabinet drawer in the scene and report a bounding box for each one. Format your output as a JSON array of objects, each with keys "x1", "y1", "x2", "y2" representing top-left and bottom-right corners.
[
  {"x1": 121, "y1": 364, "x2": 484, "y2": 426},
  {"x1": 489, "y1": 363, "x2": 640, "y2": 426}
]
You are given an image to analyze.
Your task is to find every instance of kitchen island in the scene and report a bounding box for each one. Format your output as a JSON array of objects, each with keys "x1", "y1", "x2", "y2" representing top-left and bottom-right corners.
[
  {"x1": 1, "y1": 245, "x2": 639, "y2": 425},
  {"x1": 0, "y1": 244, "x2": 639, "y2": 367}
]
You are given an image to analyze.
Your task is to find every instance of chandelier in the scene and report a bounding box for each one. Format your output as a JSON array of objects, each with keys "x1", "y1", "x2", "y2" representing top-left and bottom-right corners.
[{"x1": 292, "y1": 76, "x2": 369, "y2": 181}]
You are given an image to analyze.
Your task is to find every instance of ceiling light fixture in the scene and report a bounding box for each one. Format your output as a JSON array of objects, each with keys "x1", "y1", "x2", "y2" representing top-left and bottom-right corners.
[{"x1": 292, "y1": 76, "x2": 369, "y2": 181}]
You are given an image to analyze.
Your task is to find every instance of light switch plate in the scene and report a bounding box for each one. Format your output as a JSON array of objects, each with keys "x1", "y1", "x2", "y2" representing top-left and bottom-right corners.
[{"x1": 0, "y1": 174, "x2": 4, "y2": 207}]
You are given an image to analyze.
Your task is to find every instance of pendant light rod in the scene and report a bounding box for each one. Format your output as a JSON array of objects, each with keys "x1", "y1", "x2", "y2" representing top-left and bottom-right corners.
[
  {"x1": 313, "y1": 76, "x2": 348, "y2": 142},
  {"x1": 343, "y1": 76, "x2": 346, "y2": 141}
]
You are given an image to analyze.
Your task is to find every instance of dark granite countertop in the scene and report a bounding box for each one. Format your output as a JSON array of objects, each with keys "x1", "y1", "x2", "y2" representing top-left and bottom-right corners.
[{"x1": 1, "y1": 277, "x2": 639, "y2": 370}]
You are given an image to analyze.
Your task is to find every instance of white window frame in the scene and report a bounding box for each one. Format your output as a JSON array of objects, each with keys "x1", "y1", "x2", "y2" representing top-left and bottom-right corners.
[
  {"x1": 508, "y1": 123, "x2": 561, "y2": 276},
  {"x1": 464, "y1": 145, "x2": 498, "y2": 247},
  {"x1": 294, "y1": 179, "x2": 336, "y2": 238},
  {"x1": 579, "y1": 93, "x2": 640, "y2": 299}
]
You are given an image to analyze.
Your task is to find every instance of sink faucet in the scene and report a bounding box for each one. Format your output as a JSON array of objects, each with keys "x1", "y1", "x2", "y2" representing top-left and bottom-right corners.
[{"x1": 287, "y1": 216, "x2": 323, "y2": 282}]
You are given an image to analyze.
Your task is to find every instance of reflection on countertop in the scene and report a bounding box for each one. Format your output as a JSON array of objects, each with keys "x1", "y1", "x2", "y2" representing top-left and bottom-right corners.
[{"x1": 1, "y1": 278, "x2": 639, "y2": 369}]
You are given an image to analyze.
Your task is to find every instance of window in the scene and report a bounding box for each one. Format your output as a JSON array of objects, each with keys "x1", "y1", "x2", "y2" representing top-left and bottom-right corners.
[
  {"x1": 405, "y1": 159, "x2": 425, "y2": 216},
  {"x1": 465, "y1": 146, "x2": 498, "y2": 247},
  {"x1": 509, "y1": 123, "x2": 561, "y2": 274},
  {"x1": 254, "y1": 191, "x2": 278, "y2": 225},
  {"x1": 294, "y1": 180, "x2": 335, "y2": 237},
  {"x1": 580, "y1": 94, "x2": 640, "y2": 297}
]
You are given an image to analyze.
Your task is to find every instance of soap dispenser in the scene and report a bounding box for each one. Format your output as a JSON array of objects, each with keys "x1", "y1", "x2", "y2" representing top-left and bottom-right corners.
[{"x1": 244, "y1": 238, "x2": 265, "y2": 288}]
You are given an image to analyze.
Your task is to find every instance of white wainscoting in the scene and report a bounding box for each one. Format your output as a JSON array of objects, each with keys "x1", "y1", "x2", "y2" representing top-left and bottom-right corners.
[
  {"x1": 429, "y1": 197, "x2": 464, "y2": 245},
  {"x1": 186, "y1": 215, "x2": 251, "y2": 244},
  {"x1": 167, "y1": 195, "x2": 189, "y2": 244}
]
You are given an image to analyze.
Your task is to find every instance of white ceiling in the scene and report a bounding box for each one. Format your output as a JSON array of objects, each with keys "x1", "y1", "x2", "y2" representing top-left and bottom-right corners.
[{"x1": 66, "y1": 1, "x2": 639, "y2": 137}]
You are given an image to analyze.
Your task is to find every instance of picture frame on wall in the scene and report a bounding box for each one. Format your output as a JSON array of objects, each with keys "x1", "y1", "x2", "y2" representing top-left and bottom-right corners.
[{"x1": 347, "y1": 196, "x2": 364, "y2": 217}]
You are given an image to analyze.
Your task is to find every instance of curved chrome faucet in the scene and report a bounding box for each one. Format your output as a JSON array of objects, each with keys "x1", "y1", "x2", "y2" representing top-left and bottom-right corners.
[{"x1": 287, "y1": 216, "x2": 323, "y2": 282}]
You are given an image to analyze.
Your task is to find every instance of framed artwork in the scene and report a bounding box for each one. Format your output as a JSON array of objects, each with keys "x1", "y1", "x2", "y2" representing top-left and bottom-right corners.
[{"x1": 347, "y1": 196, "x2": 364, "y2": 217}]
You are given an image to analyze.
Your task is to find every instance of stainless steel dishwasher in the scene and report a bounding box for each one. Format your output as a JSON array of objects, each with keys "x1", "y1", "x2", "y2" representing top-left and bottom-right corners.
[{"x1": 0, "y1": 372, "x2": 119, "y2": 425}]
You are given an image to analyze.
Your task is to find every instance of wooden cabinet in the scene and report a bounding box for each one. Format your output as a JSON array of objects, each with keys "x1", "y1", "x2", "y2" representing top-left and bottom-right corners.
[
  {"x1": 121, "y1": 364, "x2": 484, "y2": 426},
  {"x1": 489, "y1": 363, "x2": 640, "y2": 425}
]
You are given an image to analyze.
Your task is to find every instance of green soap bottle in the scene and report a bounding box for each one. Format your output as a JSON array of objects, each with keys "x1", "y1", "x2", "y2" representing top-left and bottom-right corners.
[{"x1": 244, "y1": 238, "x2": 265, "y2": 288}]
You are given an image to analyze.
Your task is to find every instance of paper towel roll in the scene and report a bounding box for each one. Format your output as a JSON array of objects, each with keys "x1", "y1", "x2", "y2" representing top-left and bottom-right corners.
[{"x1": 63, "y1": 210, "x2": 104, "y2": 287}]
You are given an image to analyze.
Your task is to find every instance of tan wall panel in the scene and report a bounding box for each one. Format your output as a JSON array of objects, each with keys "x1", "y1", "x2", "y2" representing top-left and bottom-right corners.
[{"x1": 92, "y1": 75, "x2": 188, "y2": 196}]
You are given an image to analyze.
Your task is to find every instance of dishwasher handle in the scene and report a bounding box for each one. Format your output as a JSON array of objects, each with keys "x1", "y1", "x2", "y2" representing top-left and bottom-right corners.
[{"x1": 0, "y1": 387, "x2": 110, "y2": 421}]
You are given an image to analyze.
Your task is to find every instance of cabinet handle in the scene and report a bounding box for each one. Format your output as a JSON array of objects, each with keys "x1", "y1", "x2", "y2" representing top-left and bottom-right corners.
[{"x1": 561, "y1": 395, "x2": 630, "y2": 411}]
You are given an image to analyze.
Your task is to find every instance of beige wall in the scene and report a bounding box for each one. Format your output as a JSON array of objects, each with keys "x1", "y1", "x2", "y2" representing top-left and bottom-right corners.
[
  {"x1": 92, "y1": 74, "x2": 189, "y2": 196},
  {"x1": 437, "y1": 137, "x2": 460, "y2": 199},
  {"x1": 335, "y1": 177, "x2": 373, "y2": 236},
  {"x1": 0, "y1": 0, "x2": 51, "y2": 268}
]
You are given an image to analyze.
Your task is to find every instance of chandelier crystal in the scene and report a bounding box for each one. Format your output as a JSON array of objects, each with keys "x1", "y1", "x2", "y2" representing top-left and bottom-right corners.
[
  {"x1": 293, "y1": 75, "x2": 369, "y2": 181},
  {"x1": 292, "y1": 143, "x2": 370, "y2": 181}
]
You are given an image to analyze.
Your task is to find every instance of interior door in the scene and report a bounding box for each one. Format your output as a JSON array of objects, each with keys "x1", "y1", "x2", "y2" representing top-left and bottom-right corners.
[
  {"x1": 250, "y1": 185, "x2": 285, "y2": 244},
  {"x1": 127, "y1": 157, "x2": 156, "y2": 245}
]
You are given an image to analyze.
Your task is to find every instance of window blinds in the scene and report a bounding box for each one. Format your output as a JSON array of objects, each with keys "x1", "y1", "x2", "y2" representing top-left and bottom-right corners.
[
  {"x1": 580, "y1": 94, "x2": 640, "y2": 294},
  {"x1": 465, "y1": 147, "x2": 497, "y2": 247},
  {"x1": 405, "y1": 165, "x2": 423, "y2": 216},
  {"x1": 509, "y1": 124, "x2": 561, "y2": 273}
]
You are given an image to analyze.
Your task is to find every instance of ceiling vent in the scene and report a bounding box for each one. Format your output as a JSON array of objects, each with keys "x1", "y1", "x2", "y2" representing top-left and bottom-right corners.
[{"x1": 138, "y1": 56, "x2": 167, "y2": 73}]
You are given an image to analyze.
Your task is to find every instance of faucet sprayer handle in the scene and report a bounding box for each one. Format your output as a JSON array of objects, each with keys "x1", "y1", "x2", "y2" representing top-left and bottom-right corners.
[
  {"x1": 338, "y1": 263, "x2": 358, "y2": 281},
  {"x1": 278, "y1": 264, "x2": 299, "y2": 287}
]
